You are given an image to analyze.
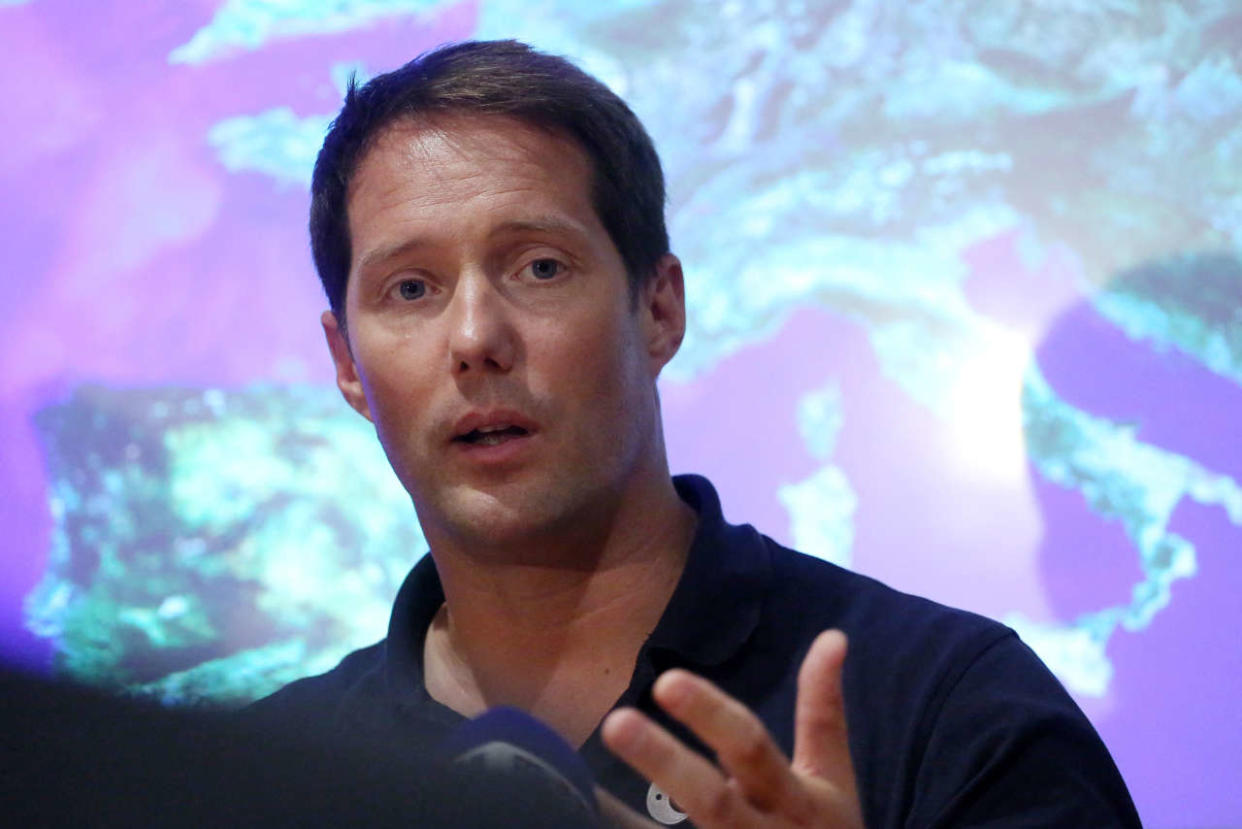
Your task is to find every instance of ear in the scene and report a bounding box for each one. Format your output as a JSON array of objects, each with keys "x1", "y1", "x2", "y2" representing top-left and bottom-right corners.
[
  {"x1": 639, "y1": 253, "x2": 687, "y2": 377},
  {"x1": 321, "y1": 310, "x2": 373, "y2": 422}
]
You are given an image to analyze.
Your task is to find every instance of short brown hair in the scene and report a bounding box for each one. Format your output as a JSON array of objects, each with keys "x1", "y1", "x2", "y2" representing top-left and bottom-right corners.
[{"x1": 309, "y1": 39, "x2": 670, "y2": 328}]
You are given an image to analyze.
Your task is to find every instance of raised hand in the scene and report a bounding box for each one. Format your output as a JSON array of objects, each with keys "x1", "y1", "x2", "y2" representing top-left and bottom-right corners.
[{"x1": 601, "y1": 630, "x2": 864, "y2": 828}]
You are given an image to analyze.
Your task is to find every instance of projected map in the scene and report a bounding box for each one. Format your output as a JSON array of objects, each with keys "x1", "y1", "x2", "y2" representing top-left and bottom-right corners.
[{"x1": 2, "y1": 2, "x2": 1240, "y2": 826}]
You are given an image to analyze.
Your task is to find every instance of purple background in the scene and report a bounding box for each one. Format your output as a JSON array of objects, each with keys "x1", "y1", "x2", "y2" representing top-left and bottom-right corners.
[{"x1": 3, "y1": 2, "x2": 1240, "y2": 826}]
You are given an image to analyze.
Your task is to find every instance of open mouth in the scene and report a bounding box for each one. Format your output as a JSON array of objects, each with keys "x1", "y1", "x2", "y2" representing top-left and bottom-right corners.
[{"x1": 453, "y1": 425, "x2": 530, "y2": 446}]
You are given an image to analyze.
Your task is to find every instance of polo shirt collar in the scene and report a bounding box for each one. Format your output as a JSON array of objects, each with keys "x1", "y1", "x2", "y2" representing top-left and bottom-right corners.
[
  {"x1": 385, "y1": 551, "x2": 445, "y2": 711},
  {"x1": 646, "y1": 474, "x2": 772, "y2": 667},
  {"x1": 382, "y1": 474, "x2": 772, "y2": 704}
]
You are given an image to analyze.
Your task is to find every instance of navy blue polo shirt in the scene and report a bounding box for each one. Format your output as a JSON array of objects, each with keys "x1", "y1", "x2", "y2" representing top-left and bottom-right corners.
[{"x1": 252, "y1": 475, "x2": 1140, "y2": 827}]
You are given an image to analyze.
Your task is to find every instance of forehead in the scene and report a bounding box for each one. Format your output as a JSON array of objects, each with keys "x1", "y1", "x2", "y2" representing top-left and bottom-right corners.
[{"x1": 346, "y1": 114, "x2": 600, "y2": 253}]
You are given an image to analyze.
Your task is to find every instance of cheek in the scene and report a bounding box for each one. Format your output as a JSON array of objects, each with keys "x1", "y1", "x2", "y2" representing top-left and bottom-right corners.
[
  {"x1": 560, "y1": 316, "x2": 649, "y2": 422},
  {"x1": 356, "y1": 342, "x2": 435, "y2": 446}
]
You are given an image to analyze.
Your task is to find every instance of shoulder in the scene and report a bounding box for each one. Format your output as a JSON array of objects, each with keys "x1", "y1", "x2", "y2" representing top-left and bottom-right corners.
[
  {"x1": 243, "y1": 640, "x2": 388, "y2": 731},
  {"x1": 762, "y1": 540, "x2": 1056, "y2": 742},
  {"x1": 763, "y1": 539, "x2": 1012, "y2": 672},
  {"x1": 759, "y1": 544, "x2": 1139, "y2": 826}
]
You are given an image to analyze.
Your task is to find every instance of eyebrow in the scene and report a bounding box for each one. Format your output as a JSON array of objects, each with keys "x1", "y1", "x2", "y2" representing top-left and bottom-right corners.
[
  {"x1": 357, "y1": 237, "x2": 429, "y2": 273},
  {"x1": 488, "y1": 216, "x2": 592, "y2": 242}
]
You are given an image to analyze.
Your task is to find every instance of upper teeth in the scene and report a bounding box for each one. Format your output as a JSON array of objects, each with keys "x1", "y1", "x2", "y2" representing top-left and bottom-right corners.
[{"x1": 476, "y1": 424, "x2": 511, "y2": 434}]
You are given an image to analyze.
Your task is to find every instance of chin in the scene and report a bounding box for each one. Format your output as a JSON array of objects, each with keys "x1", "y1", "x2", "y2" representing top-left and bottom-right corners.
[
  {"x1": 433, "y1": 483, "x2": 559, "y2": 545},
  {"x1": 429, "y1": 476, "x2": 607, "y2": 558}
]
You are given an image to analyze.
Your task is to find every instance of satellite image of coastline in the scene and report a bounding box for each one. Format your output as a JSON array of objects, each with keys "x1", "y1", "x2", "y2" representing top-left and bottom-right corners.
[{"x1": 2, "y1": 1, "x2": 1240, "y2": 825}]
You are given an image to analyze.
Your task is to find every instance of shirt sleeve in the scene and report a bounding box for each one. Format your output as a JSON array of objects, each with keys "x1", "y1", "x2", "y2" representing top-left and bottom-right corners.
[{"x1": 906, "y1": 632, "x2": 1142, "y2": 828}]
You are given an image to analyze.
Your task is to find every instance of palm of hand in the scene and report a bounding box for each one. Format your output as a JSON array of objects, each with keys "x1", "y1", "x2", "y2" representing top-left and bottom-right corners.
[{"x1": 601, "y1": 630, "x2": 865, "y2": 829}]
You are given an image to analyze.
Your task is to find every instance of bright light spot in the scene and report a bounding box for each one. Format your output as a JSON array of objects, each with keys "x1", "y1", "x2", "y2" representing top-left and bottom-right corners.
[{"x1": 941, "y1": 329, "x2": 1032, "y2": 483}]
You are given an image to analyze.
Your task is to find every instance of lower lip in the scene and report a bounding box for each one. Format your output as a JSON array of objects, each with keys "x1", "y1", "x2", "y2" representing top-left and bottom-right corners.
[{"x1": 451, "y1": 432, "x2": 537, "y2": 465}]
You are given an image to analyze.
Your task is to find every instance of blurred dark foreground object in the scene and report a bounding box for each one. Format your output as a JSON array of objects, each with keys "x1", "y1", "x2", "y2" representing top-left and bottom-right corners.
[{"x1": 0, "y1": 668, "x2": 593, "y2": 827}]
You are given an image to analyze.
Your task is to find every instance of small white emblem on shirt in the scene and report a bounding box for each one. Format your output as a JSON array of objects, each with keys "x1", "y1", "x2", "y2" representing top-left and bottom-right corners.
[{"x1": 646, "y1": 782, "x2": 688, "y2": 824}]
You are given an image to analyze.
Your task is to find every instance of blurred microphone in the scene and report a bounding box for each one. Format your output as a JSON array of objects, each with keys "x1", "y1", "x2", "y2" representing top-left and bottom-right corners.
[
  {"x1": 1, "y1": 669, "x2": 597, "y2": 827},
  {"x1": 443, "y1": 706, "x2": 602, "y2": 827}
]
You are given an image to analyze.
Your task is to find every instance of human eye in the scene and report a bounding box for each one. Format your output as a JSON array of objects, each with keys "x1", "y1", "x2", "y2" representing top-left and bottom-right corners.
[
  {"x1": 524, "y1": 257, "x2": 565, "y2": 281},
  {"x1": 392, "y1": 277, "x2": 427, "y2": 301}
]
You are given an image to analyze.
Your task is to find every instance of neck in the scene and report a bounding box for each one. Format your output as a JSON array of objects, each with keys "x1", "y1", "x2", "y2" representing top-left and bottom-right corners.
[{"x1": 422, "y1": 470, "x2": 697, "y2": 742}]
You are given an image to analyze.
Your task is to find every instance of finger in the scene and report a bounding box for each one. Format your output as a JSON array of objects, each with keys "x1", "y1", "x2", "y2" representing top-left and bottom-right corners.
[
  {"x1": 792, "y1": 629, "x2": 853, "y2": 785},
  {"x1": 602, "y1": 706, "x2": 752, "y2": 827},
  {"x1": 595, "y1": 786, "x2": 661, "y2": 829},
  {"x1": 651, "y1": 669, "x2": 802, "y2": 813}
]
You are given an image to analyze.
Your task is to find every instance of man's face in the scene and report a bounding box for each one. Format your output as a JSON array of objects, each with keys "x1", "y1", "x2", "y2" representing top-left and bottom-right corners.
[{"x1": 324, "y1": 114, "x2": 684, "y2": 553}]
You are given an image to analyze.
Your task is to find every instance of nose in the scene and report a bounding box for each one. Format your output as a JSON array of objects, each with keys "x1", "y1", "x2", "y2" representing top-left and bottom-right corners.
[{"x1": 447, "y1": 272, "x2": 517, "y2": 376}]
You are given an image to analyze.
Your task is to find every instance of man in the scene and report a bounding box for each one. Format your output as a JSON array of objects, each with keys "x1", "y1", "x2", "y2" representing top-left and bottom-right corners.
[{"x1": 256, "y1": 39, "x2": 1141, "y2": 827}]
